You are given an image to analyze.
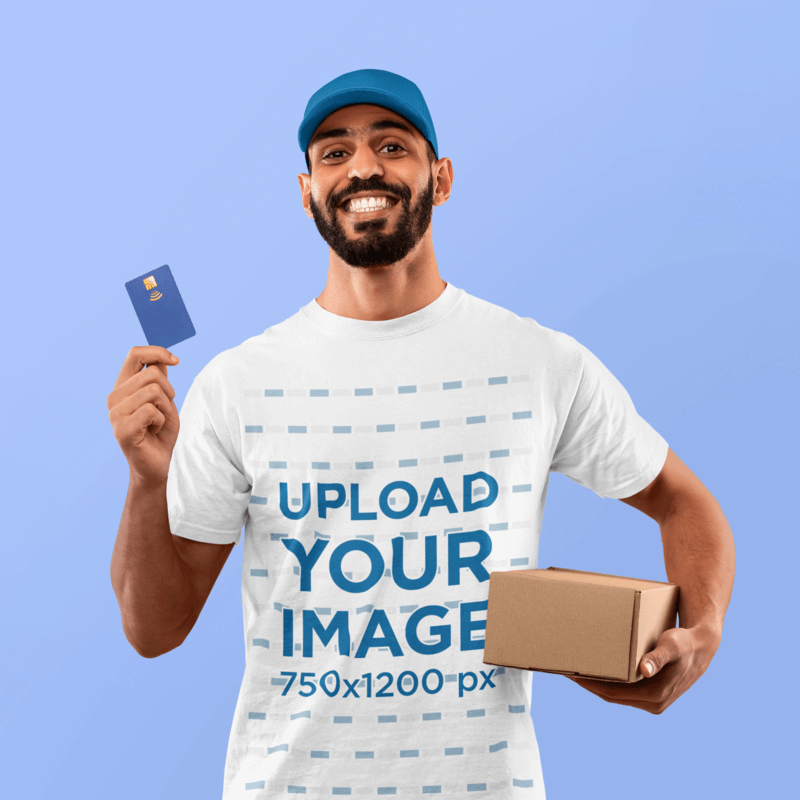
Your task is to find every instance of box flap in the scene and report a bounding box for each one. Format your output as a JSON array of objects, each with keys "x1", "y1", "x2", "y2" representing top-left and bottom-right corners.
[
  {"x1": 633, "y1": 582, "x2": 680, "y2": 673},
  {"x1": 541, "y1": 566, "x2": 674, "y2": 591},
  {"x1": 627, "y1": 590, "x2": 642, "y2": 681}
]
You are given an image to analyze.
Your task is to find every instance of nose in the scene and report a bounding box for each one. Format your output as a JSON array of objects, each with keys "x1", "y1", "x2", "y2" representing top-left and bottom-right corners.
[{"x1": 347, "y1": 143, "x2": 385, "y2": 182}]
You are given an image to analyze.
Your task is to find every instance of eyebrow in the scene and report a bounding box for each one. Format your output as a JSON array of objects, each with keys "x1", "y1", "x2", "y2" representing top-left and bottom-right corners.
[{"x1": 309, "y1": 119, "x2": 416, "y2": 151}]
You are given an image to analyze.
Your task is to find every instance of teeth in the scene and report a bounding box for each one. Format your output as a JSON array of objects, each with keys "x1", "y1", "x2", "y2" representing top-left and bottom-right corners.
[{"x1": 346, "y1": 196, "x2": 395, "y2": 212}]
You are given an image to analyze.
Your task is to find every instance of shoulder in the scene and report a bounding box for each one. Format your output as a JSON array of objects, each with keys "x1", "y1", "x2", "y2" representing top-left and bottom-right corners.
[
  {"x1": 191, "y1": 313, "x2": 298, "y2": 388},
  {"x1": 461, "y1": 289, "x2": 587, "y2": 367},
  {"x1": 182, "y1": 331, "x2": 272, "y2": 410}
]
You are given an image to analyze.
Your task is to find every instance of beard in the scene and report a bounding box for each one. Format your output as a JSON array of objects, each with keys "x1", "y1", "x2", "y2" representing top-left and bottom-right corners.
[{"x1": 307, "y1": 172, "x2": 435, "y2": 268}]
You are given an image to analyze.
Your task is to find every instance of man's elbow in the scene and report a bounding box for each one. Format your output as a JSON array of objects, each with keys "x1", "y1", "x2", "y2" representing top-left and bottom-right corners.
[{"x1": 124, "y1": 628, "x2": 187, "y2": 659}]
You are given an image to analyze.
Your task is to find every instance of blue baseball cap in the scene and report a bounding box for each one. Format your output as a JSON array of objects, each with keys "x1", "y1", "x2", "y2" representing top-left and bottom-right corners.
[{"x1": 298, "y1": 69, "x2": 439, "y2": 161}]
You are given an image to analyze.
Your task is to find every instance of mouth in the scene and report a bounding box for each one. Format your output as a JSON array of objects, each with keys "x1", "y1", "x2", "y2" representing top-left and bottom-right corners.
[{"x1": 338, "y1": 196, "x2": 399, "y2": 217}]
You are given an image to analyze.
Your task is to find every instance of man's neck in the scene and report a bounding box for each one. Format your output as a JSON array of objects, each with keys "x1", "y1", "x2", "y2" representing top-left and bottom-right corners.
[{"x1": 316, "y1": 251, "x2": 446, "y2": 321}]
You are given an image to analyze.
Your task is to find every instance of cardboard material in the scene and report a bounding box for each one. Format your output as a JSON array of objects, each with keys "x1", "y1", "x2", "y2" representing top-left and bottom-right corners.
[{"x1": 482, "y1": 567, "x2": 680, "y2": 683}]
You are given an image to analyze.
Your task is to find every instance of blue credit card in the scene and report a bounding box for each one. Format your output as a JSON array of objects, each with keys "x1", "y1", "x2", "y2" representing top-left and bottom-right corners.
[{"x1": 125, "y1": 264, "x2": 196, "y2": 349}]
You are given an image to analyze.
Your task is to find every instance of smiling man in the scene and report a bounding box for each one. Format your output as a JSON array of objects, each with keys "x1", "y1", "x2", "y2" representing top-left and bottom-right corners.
[{"x1": 109, "y1": 69, "x2": 734, "y2": 800}]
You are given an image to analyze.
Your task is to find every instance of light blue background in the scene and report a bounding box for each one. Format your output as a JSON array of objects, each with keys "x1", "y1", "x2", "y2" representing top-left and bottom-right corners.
[{"x1": 1, "y1": 1, "x2": 796, "y2": 798}]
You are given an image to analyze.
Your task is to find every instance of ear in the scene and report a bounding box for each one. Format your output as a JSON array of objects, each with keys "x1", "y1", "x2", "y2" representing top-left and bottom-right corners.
[
  {"x1": 298, "y1": 174, "x2": 313, "y2": 218},
  {"x1": 433, "y1": 157, "x2": 454, "y2": 207}
]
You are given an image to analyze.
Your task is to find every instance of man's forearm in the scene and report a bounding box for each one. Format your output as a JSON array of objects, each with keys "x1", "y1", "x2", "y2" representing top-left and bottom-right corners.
[
  {"x1": 660, "y1": 487, "x2": 735, "y2": 643},
  {"x1": 110, "y1": 476, "x2": 196, "y2": 657}
]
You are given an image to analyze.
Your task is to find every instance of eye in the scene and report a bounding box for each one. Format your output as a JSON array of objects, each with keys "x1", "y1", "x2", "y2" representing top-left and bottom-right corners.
[{"x1": 322, "y1": 142, "x2": 406, "y2": 160}]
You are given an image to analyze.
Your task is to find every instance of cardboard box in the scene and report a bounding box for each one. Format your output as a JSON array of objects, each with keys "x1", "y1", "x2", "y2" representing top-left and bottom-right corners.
[{"x1": 483, "y1": 567, "x2": 679, "y2": 683}]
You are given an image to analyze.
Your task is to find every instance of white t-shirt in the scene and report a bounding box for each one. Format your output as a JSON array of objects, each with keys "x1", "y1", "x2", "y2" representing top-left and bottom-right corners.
[{"x1": 167, "y1": 281, "x2": 668, "y2": 799}]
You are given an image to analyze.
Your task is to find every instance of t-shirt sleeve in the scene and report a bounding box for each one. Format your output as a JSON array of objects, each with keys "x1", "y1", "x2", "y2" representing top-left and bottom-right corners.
[
  {"x1": 549, "y1": 334, "x2": 669, "y2": 500},
  {"x1": 166, "y1": 358, "x2": 251, "y2": 545}
]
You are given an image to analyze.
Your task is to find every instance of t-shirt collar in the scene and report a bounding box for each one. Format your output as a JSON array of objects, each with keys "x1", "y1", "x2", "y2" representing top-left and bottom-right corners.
[{"x1": 301, "y1": 281, "x2": 462, "y2": 340}]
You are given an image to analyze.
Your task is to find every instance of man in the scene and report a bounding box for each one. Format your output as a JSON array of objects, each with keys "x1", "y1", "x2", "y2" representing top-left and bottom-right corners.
[{"x1": 108, "y1": 69, "x2": 734, "y2": 799}]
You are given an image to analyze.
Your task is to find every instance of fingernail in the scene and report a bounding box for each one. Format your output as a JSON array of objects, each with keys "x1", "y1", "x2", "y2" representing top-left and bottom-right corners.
[{"x1": 643, "y1": 661, "x2": 653, "y2": 676}]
